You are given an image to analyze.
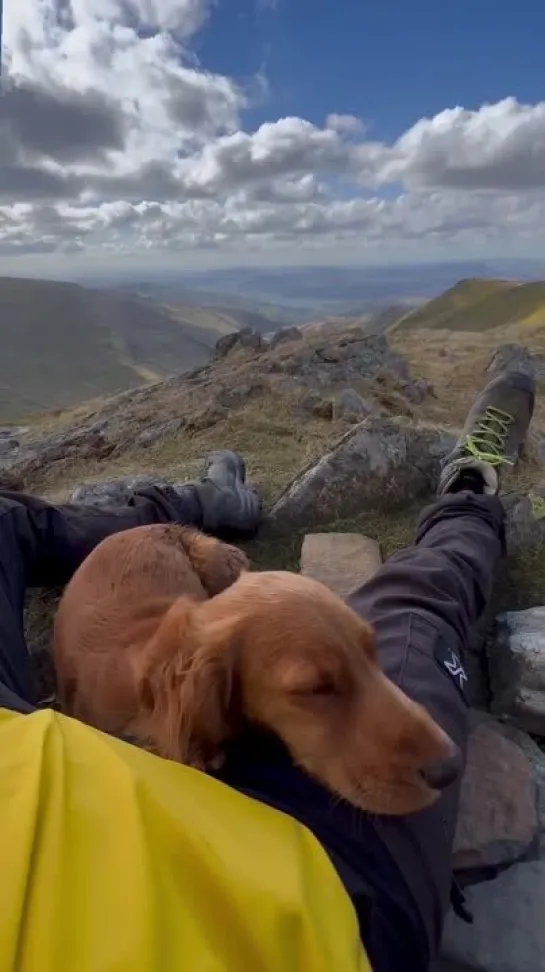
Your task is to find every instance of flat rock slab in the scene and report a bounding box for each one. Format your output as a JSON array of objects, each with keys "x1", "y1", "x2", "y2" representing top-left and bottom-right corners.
[
  {"x1": 301, "y1": 533, "x2": 382, "y2": 598},
  {"x1": 490, "y1": 606, "x2": 545, "y2": 736},
  {"x1": 440, "y1": 860, "x2": 545, "y2": 972},
  {"x1": 453, "y1": 715, "x2": 538, "y2": 874}
]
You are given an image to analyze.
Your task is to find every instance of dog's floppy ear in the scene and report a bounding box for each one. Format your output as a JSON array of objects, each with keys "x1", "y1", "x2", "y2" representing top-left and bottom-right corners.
[
  {"x1": 175, "y1": 613, "x2": 242, "y2": 770},
  {"x1": 178, "y1": 528, "x2": 250, "y2": 597},
  {"x1": 134, "y1": 598, "x2": 241, "y2": 769}
]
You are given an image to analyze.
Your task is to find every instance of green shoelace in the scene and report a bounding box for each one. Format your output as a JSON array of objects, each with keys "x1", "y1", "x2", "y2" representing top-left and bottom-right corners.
[{"x1": 463, "y1": 406, "x2": 514, "y2": 467}]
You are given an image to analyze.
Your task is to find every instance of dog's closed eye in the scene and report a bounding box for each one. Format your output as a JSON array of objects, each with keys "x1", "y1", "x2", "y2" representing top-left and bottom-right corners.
[
  {"x1": 277, "y1": 654, "x2": 346, "y2": 699},
  {"x1": 290, "y1": 676, "x2": 339, "y2": 697}
]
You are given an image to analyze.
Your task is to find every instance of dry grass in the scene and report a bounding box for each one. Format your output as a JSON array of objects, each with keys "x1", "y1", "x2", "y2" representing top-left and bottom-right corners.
[
  {"x1": 391, "y1": 318, "x2": 545, "y2": 433},
  {"x1": 38, "y1": 392, "x2": 339, "y2": 506},
  {"x1": 395, "y1": 278, "x2": 545, "y2": 334}
]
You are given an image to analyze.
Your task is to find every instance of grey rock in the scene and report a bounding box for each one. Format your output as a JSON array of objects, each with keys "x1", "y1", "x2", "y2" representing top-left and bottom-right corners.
[
  {"x1": 215, "y1": 327, "x2": 264, "y2": 358},
  {"x1": 332, "y1": 389, "x2": 378, "y2": 422},
  {"x1": 266, "y1": 417, "x2": 456, "y2": 534},
  {"x1": 525, "y1": 429, "x2": 545, "y2": 465},
  {"x1": 0, "y1": 426, "x2": 28, "y2": 439},
  {"x1": 401, "y1": 378, "x2": 434, "y2": 404},
  {"x1": 490, "y1": 606, "x2": 545, "y2": 735},
  {"x1": 298, "y1": 389, "x2": 323, "y2": 412},
  {"x1": 71, "y1": 475, "x2": 170, "y2": 508},
  {"x1": 0, "y1": 437, "x2": 19, "y2": 455},
  {"x1": 273, "y1": 332, "x2": 411, "y2": 390},
  {"x1": 5, "y1": 422, "x2": 114, "y2": 479},
  {"x1": 440, "y1": 861, "x2": 545, "y2": 972},
  {"x1": 297, "y1": 389, "x2": 333, "y2": 419},
  {"x1": 185, "y1": 402, "x2": 229, "y2": 432},
  {"x1": 214, "y1": 331, "x2": 240, "y2": 358},
  {"x1": 505, "y1": 492, "x2": 545, "y2": 555},
  {"x1": 134, "y1": 420, "x2": 183, "y2": 449},
  {"x1": 453, "y1": 714, "x2": 538, "y2": 874},
  {"x1": 237, "y1": 327, "x2": 263, "y2": 351},
  {"x1": 493, "y1": 721, "x2": 545, "y2": 860},
  {"x1": 488, "y1": 344, "x2": 545, "y2": 380},
  {"x1": 269, "y1": 327, "x2": 303, "y2": 349},
  {"x1": 216, "y1": 383, "x2": 262, "y2": 408}
]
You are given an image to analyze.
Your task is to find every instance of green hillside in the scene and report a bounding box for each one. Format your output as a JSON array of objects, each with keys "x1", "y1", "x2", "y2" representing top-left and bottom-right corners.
[
  {"x1": 0, "y1": 278, "x2": 227, "y2": 420},
  {"x1": 393, "y1": 278, "x2": 545, "y2": 333}
]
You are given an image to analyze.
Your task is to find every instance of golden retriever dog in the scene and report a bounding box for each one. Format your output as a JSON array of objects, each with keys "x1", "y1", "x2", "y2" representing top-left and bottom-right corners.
[{"x1": 54, "y1": 524, "x2": 457, "y2": 815}]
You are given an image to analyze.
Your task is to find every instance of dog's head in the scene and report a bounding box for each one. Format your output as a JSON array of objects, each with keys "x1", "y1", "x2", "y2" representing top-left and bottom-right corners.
[{"x1": 136, "y1": 571, "x2": 460, "y2": 815}]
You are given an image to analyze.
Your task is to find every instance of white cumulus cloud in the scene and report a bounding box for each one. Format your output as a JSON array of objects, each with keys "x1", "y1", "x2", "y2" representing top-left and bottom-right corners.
[{"x1": 2, "y1": 1, "x2": 545, "y2": 270}]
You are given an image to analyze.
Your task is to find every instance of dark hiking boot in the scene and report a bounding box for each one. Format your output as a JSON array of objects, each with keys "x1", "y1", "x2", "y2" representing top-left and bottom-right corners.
[
  {"x1": 175, "y1": 450, "x2": 261, "y2": 537},
  {"x1": 439, "y1": 370, "x2": 535, "y2": 496}
]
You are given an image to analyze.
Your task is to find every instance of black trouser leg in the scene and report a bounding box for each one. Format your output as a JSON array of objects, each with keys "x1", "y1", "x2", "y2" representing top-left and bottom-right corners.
[
  {"x1": 347, "y1": 492, "x2": 505, "y2": 953},
  {"x1": 0, "y1": 486, "x2": 202, "y2": 712}
]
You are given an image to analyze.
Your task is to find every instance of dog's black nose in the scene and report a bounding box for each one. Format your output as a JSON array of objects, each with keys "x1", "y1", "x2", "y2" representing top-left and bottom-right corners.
[{"x1": 420, "y1": 745, "x2": 463, "y2": 791}]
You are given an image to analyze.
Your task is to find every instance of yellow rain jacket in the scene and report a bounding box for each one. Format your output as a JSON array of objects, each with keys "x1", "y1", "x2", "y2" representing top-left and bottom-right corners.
[{"x1": 0, "y1": 708, "x2": 371, "y2": 972}]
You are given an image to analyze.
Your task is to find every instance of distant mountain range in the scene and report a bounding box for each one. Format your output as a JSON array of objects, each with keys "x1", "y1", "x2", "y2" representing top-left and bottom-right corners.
[
  {"x1": 80, "y1": 259, "x2": 545, "y2": 313},
  {"x1": 0, "y1": 277, "x2": 270, "y2": 420},
  {"x1": 3, "y1": 269, "x2": 545, "y2": 423}
]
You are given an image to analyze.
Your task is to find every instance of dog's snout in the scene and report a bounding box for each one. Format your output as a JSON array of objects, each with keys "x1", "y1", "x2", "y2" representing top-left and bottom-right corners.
[{"x1": 420, "y1": 743, "x2": 463, "y2": 791}]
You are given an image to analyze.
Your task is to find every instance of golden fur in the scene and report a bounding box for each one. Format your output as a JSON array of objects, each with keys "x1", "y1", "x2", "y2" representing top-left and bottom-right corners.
[{"x1": 54, "y1": 524, "x2": 455, "y2": 814}]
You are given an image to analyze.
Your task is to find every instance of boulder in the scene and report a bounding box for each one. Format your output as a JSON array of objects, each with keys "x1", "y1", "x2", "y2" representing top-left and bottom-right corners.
[
  {"x1": 440, "y1": 860, "x2": 545, "y2": 972},
  {"x1": 506, "y1": 491, "x2": 545, "y2": 555},
  {"x1": 453, "y1": 714, "x2": 538, "y2": 875},
  {"x1": 400, "y1": 378, "x2": 434, "y2": 404},
  {"x1": 489, "y1": 606, "x2": 545, "y2": 736},
  {"x1": 216, "y1": 383, "x2": 263, "y2": 408},
  {"x1": 296, "y1": 390, "x2": 333, "y2": 419},
  {"x1": 333, "y1": 389, "x2": 378, "y2": 422},
  {"x1": 215, "y1": 328, "x2": 264, "y2": 359},
  {"x1": 266, "y1": 417, "x2": 456, "y2": 534},
  {"x1": 71, "y1": 475, "x2": 170, "y2": 508},
  {"x1": 4, "y1": 422, "x2": 114, "y2": 480},
  {"x1": 0, "y1": 437, "x2": 20, "y2": 455},
  {"x1": 495, "y1": 721, "x2": 545, "y2": 860},
  {"x1": 487, "y1": 344, "x2": 545, "y2": 380},
  {"x1": 298, "y1": 389, "x2": 326, "y2": 413},
  {"x1": 214, "y1": 331, "x2": 240, "y2": 358},
  {"x1": 134, "y1": 419, "x2": 183, "y2": 449},
  {"x1": 269, "y1": 327, "x2": 303, "y2": 349},
  {"x1": 272, "y1": 333, "x2": 411, "y2": 391},
  {"x1": 300, "y1": 532, "x2": 382, "y2": 598},
  {"x1": 0, "y1": 426, "x2": 28, "y2": 439}
]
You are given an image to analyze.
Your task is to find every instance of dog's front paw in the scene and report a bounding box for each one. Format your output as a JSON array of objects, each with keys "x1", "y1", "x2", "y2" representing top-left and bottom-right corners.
[{"x1": 207, "y1": 751, "x2": 227, "y2": 772}]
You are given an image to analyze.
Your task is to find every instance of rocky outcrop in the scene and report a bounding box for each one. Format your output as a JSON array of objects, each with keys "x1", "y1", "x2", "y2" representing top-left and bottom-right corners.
[
  {"x1": 440, "y1": 861, "x2": 545, "y2": 972},
  {"x1": 453, "y1": 715, "x2": 538, "y2": 875},
  {"x1": 333, "y1": 389, "x2": 379, "y2": 422},
  {"x1": 268, "y1": 326, "x2": 303, "y2": 349},
  {"x1": 266, "y1": 417, "x2": 455, "y2": 534},
  {"x1": 71, "y1": 475, "x2": 170, "y2": 507},
  {"x1": 488, "y1": 343, "x2": 545, "y2": 380},
  {"x1": 2, "y1": 423, "x2": 115, "y2": 481},
  {"x1": 489, "y1": 607, "x2": 545, "y2": 735},
  {"x1": 214, "y1": 328, "x2": 264, "y2": 358},
  {"x1": 400, "y1": 378, "x2": 434, "y2": 404}
]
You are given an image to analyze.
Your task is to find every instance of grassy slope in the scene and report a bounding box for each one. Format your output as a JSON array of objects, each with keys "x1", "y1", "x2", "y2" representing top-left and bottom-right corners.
[
  {"x1": 0, "y1": 278, "x2": 226, "y2": 420},
  {"x1": 394, "y1": 278, "x2": 545, "y2": 332}
]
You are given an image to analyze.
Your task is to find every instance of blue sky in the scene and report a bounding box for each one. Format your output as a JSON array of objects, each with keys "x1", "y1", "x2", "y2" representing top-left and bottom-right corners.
[
  {"x1": 2, "y1": 0, "x2": 545, "y2": 276},
  {"x1": 198, "y1": 0, "x2": 545, "y2": 138}
]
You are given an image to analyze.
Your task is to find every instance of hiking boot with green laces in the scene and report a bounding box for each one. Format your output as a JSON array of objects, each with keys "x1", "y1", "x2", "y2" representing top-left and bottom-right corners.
[{"x1": 439, "y1": 370, "x2": 535, "y2": 496}]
